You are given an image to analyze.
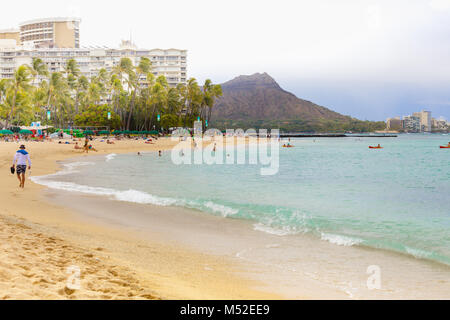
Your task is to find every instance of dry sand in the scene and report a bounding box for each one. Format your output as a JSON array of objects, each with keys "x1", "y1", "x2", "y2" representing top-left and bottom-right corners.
[{"x1": 0, "y1": 137, "x2": 277, "y2": 300}]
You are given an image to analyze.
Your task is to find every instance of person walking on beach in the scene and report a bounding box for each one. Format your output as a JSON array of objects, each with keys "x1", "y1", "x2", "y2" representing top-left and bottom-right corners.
[{"x1": 12, "y1": 145, "x2": 31, "y2": 188}]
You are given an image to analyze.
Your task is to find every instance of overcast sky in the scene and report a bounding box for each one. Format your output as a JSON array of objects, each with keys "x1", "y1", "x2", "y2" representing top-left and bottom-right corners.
[{"x1": 2, "y1": 0, "x2": 450, "y2": 120}]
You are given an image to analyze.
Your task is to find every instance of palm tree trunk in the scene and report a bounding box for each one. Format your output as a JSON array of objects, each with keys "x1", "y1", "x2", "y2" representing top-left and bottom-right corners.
[
  {"x1": 5, "y1": 88, "x2": 18, "y2": 128},
  {"x1": 126, "y1": 89, "x2": 137, "y2": 130},
  {"x1": 208, "y1": 105, "x2": 213, "y2": 123},
  {"x1": 149, "y1": 104, "x2": 157, "y2": 130}
]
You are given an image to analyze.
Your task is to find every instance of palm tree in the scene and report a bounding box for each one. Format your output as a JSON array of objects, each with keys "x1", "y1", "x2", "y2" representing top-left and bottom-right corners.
[
  {"x1": 109, "y1": 74, "x2": 123, "y2": 116},
  {"x1": 64, "y1": 59, "x2": 80, "y2": 77},
  {"x1": 74, "y1": 75, "x2": 89, "y2": 113},
  {"x1": 32, "y1": 82, "x2": 50, "y2": 124},
  {"x1": 182, "y1": 78, "x2": 202, "y2": 127},
  {"x1": 148, "y1": 76, "x2": 168, "y2": 130},
  {"x1": 112, "y1": 58, "x2": 134, "y2": 129},
  {"x1": 5, "y1": 65, "x2": 31, "y2": 128},
  {"x1": 138, "y1": 73, "x2": 155, "y2": 130},
  {"x1": 1, "y1": 61, "x2": 224, "y2": 132},
  {"x1": 199, "y1": 80, "x2": 223, "y2": 129},
  {"x1": 46, "y1": 72, "x2": 68, "y2": 127},
  {"x1": 30, "y1": 58, "x2": 48, "y2": 86},
  {"x1": 204, "y1": 80, "x2": 222, "y2": 124},
  {"x1": 126, "y1": 57, "x2": 151, "y2": 130},
  {"x1": 0, "y1": 79, "x2": 8, "y2": 105}
]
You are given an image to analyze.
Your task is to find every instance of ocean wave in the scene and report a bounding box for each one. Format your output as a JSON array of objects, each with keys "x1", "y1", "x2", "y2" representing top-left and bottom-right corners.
[
  {"x1": 113, "y1": 189, "x2": 178, "y2": 206},
  {"x1": 405, "y1": 246, "x2": 433, "y2": 259},
  {"x1": 32, "y1": 168, "x2": 241, "y2": 212},
  {"x1": 320, "y1": 233, "x2": 363, "y2": 247},
  {"x1": 105, "y1": 153, "x2": 117, "y2": 162},
  {"x1": 32, "y1": 176, "x2": 180, "y2": 207},
  {"x1": 31, "y1": 161, "x2": 95, "y2": 180},
  {"x1": 204, "y1": 201, "x2": 239, "y2": 217},
  {"x1": 253, "y1": 223, "x2": 297, "y2": 236}
]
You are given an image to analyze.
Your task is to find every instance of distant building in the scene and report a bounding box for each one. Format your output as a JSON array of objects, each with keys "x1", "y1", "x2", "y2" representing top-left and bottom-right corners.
[
  {"x1": 431, "y1": 118, "x2": 449, "y2": 132},
  {"x1": 403, "y1": 115, "x2": 421, "y2": 132},
  {"x1": 386, "y1": 110, "x2": 449, "y2": 133},
  {"x1": 386, "y1": 117, "x2": 403, "y2": 131},
  {"x1": 413, "y1": 110, "x2": 432, "y2": 132}
]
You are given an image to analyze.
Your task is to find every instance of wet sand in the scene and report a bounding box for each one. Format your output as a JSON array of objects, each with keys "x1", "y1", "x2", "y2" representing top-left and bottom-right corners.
[{"x1": 48, "y1": 180, "x2": 450, "y2": 300}]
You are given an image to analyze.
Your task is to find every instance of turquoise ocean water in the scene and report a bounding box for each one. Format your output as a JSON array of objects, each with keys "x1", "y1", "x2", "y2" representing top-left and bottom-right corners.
[{"x1": 34, "y1": 134, "x2": 450, "y2": 265}]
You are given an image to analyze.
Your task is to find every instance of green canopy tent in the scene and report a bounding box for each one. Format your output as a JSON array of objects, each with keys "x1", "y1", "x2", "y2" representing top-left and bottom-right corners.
[{"x1": 19, "y1": 129, "x2": 33, "y2": 135}]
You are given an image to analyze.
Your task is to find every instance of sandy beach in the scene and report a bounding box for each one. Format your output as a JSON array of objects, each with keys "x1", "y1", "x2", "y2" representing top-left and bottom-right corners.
[{"x1": 0, "y1": 138, "x2": 277, "y2": 300}]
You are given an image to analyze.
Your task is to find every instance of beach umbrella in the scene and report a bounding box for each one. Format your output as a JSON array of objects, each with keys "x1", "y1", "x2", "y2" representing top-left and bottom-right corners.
[
  {"x1": 84, "y1": 130, "x2": 94, "y2": 135},
  {"x1": 123, "y1": 130, "x2": 131, "y2": 134},
  {"x1": 19, "y1": 129, "x2": 33, "y2": 135},
  {"x1": 131, "y1": 130, "x2": 139, "y2": 135},
  {"x1": 112, "y1": 131, "x2": 122, "y2": 135},
  {"x1": 149, "y1": 130, "x2": 159, "y2": 135},
  {"x1": 99, "y1": 130, "x2": 110, "y2": 135},
  {"x1": 0, "y1": 130, "x2": 14, "y2": 135}
]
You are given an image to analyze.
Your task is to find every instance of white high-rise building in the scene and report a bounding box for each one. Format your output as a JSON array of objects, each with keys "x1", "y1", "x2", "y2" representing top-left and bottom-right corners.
[
  {"x1": 19, "y1": 17, "x2": 81, "y2": 48},
  {"x1": 413, "y1": 110, "x2": 432, "y2": 132},
  {"x1": 0, "y1": 17, "x2": 187, "y2": 87},
  {"x1": 0, "y1": 40, "x2": 187, "y2": 87}
]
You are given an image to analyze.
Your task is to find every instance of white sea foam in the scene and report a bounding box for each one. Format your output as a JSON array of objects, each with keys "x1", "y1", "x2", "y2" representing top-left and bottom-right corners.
[
  {"x1": 320, "y1": 233, "x2": 363, "y2": 247},
  {"x1": 113, "y1": 189, "x2": 178, "y2": 206},
  {"x1": 405, "y1": 246, "x2": 432, "y2": 259},
  {"x1": 31, "y1": 162, "x2": 94, "y2": 181},
  {"x1": 31, "y1": 165, "x2": 180, "y2": 207},
  {"x1": 253, "y1": 223, "x2": 296, "y2": 236},
  {"x1": 105, "y1": 153, "x2": 117, "y2": 162},
  {"x1": 31, "y1": 163, "x2": 246, "y2": 215},
  {"x1": 33, "y1": 176, "x2": 180, "y2": 207},
  {"x1": 204, "y1": 201, "x2": 238, "y2": 217}
]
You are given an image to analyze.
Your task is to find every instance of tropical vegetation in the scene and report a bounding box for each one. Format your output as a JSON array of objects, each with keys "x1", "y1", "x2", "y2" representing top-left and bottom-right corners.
[{"x1": 0, "y1": 58, "x2": 223, "y2": 132}]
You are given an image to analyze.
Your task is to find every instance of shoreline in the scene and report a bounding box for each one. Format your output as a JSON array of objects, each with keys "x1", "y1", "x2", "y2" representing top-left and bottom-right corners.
[
  {"x1": 37, "y1": 154, "x2": 450, "y2": 269},
  {"x1": 1, "y1": 138, "x2": 449, "y2": 299},
  {"x1": 0, "y1": 138, "x2": 277, "y2": 299},
  {"x1": 34, "y1": 149, "x2": 450, "y2": 299}
]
